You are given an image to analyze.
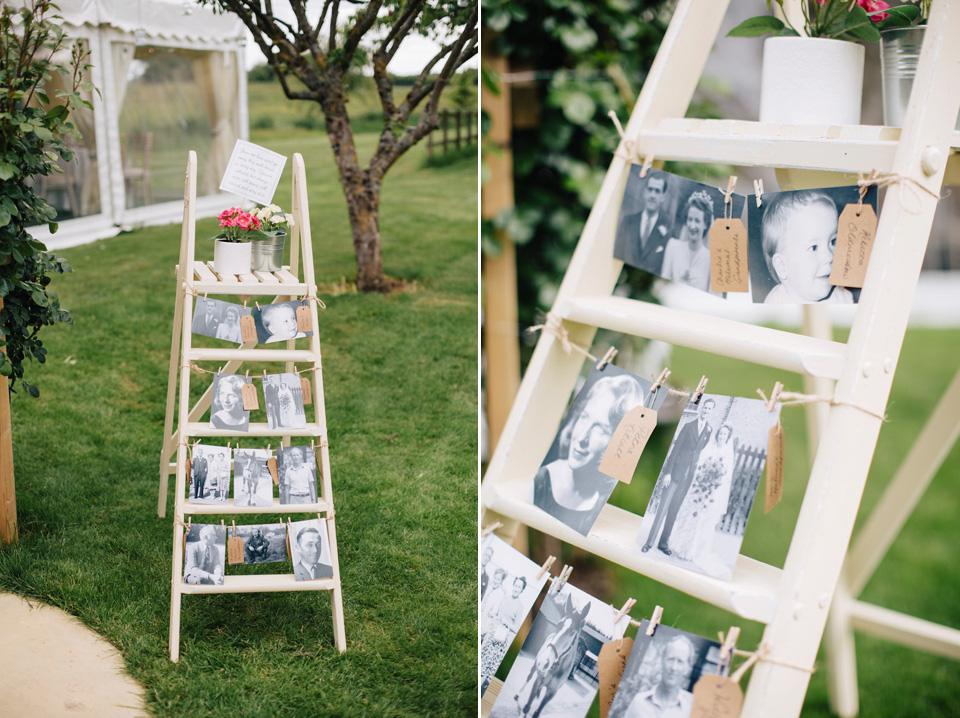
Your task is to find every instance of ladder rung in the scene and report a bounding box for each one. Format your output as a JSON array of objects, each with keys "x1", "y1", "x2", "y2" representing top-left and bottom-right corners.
[
  {"x1": 178, "y1": 573, "x2": 338, "y2": 595},
  {"x1": 185, "y1": 422, "x2": 325, "y2": 438},
  {"x1": 848, "y1": 600, "x2": 960, "y2": 660},
  {"x1": 188, "y1": 348, "x2": 318, "y2": 363},
  {"x1": 181, "y1": 498, "x2": 331, "y2": 515},
  {"x1": 560, "y1": 295, "x2": 845, "y2": 379},
  {"x1": 485, "y1": 486, "x2": 781, "y2": 623}
]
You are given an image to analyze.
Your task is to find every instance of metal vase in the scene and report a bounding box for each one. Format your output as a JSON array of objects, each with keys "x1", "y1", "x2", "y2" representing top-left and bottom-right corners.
[
  {"x1": 881, "y1": 26, "x2": 960, "y2": 130},
  {"x1": 250, "y1": 233, "x2": 286, "y2": 272}
]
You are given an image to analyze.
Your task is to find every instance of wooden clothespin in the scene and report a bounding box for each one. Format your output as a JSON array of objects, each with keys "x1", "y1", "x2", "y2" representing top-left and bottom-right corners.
[
  {"x1": 639, "y1": 154, "x2": 654, "y2": 178},
  {"x1": 767, "y1": 381, "x2": 783, "y2": 412},
  {"x1": 266, "y1": 444, "x2": 271, "y2": 453},
  {"x1": 536, "y1": 555, "x2": 557, "y2": 579},
  {"x1": 553, "y1": 565, "x2": 573, "y2": 592},
  {"x1": 648, "y1": 368, "x2": 671, "y2": 404},
  {"x1": 220, "y1": 519, "x2": 226, "y2": 529},
  {"x1": 596, "y1": 346, "x2": 618, "y2": 371},
  {"x1": 720, "y1": 175, "x2": 738, "y2": 223},
  {"x1": 481, "y1": 521, "x2": 503, "y2": 538},
  {"x1": 754, "y1": 178, "x2": 764, "y2": 207},
  {"x1": 613, "y1": 597, "x2": 636, "y2": 624},
  {"x1": 317, "y1": 512, "x2": 323, "y2": 523},
  {"x1": 231, "y1": 519, "x2": 237, "y2": 532},
  {"x1": 646, "y1": 605, "x2": 664, "y2": 636},
  {"x1": 719, "y1": 626, "x2": 741, "y2": 662},
  {"x1": 262, "y1": 369, "x2": 268, "y2": 382},
  {"x1": 227, "y1": 441, "x2": 232, "y2": 450},
  {"x1": 691, "y1": 375, "x2": 708, "y2": 404}
]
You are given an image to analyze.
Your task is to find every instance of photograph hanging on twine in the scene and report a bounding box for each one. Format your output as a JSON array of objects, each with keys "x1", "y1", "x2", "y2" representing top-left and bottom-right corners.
[
  {"x1": 634, "y1": 393, "x2": 781, "y2": 580},
  {"x1": 252, "y1": 300, "x2": 314, "y2": 344},
  {"x1": 190, "y1": 297, "x2": 252, "y2": 344},
  {"x1": 488, "y1": 581, "x2": 629, "y2": 718},
  {"x1": 289, "y1": 518, "x2": 334, "y2": 581},
  {"x1": 480, "y1": 534, "x2": 552, "y2": 695},
  {"x1": 264, "y1": 372, "x2": 308, "y2": 431},
  {"x1": 188, "y1": 443, "x2": 232, "y2": 505},
  {"x1": 533, "y1": 364, "x2": 671, "y2": 536},
  {"x1": 233, "y1": 449, "x2": 274, "y2": 508},
  {"x1": 210, "y1": 373, "x2": 252, "y2": 432},
  {"x1": 613, "y1": 165, "x2": 746, "y2": 295},
  {"x1": 229, "y1": 522, "x2": 288, "y2": 564},
  {"x1": 183, "y1": 523, "x2": 226, "y2": 586},
  {"x1": 277, "y1": 445, "x2": 318, "y2": 505},
  {"x1": 746, "y1": 184, "x2": 878, "y2": 304},
  {"x1": 607, "y1": 620, "x2": 729, "y2": 718}
]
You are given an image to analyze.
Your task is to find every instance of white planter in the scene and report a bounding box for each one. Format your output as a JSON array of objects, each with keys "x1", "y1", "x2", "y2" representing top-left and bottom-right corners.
[
  {"x1": 759, "y1": 36, "x2": 865, "y2": 126},
  {"x1": 213, "y1": 240, "x2": 252, "y2": 275}
]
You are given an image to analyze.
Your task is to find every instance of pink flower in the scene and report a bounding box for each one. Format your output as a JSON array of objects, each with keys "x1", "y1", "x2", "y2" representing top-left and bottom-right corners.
[
  {"x1": 236, "y1": 213, "x2": 253, "y2": 229},
  {"x1": 219, "y1": 217, "x2": 235, "y2": 228},
  {"x1": 857, "y1": 0, "x2": 890, "y2": 21}
]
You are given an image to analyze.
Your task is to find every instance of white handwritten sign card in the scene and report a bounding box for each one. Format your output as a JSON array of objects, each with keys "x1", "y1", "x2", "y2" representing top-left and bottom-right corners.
[{"x1": 219, "y1": 139, "x2": 287, "y2": 207}]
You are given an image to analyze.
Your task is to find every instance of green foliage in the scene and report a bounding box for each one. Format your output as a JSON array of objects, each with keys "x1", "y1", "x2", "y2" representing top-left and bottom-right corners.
[
  {"x1": 247, "y1": 62, "x2": 276, "y2": 84},
  {"x1": 728, "y1": 0, "x2": 919, "y2": 41},
  {"x1": 0, "y1": 0, "x2": 85, "y2": 395}
]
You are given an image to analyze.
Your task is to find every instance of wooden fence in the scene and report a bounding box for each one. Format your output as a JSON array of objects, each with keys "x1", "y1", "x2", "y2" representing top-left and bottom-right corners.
[
  {"x1": 719, "y1": 443, "x2": 767, "y2": 535},
  {"x1": 427, "y1": 108, "x2": 478, "y2": 158}
]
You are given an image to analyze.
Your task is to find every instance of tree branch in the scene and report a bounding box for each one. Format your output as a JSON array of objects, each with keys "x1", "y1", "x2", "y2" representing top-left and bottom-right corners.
[
  {"x1": 341, "y1": 0, "x2": 384, "y2": 68},
  {"x1": 329, "y1": 0, "x2": 340, "y2": 54},
  {"x1": 377, "y1": 0, "x2": 426, "y2": 64}
]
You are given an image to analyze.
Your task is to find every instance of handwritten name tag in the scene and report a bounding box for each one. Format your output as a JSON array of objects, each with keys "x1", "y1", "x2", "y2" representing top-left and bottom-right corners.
[
  {"x1": 691, "y1": 674, "x2": 744, "y2": 718},
  {"x1": 710, "y1": 219, "x2": 749, "y2": 293},
  {"x1": 829, "y1": 203, "x2": 877, "y2": 288},
  {"x1": 599, "y1": 405, "x2": 657, "y2": 484}
]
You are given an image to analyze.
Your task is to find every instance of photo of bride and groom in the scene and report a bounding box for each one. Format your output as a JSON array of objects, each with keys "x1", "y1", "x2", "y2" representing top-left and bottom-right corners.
[{"x1": 634, "y1": 392, "x2": 779, "y2": 580}]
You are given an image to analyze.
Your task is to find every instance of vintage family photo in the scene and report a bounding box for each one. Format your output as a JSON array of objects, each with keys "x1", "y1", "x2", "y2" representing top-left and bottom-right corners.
[
  {"x1": 634, "y1": 393, "x2": 780, "y2": 580},
  {"x1": 480, "y1": 534, "x2": 551, "y2": 694},
  {"x1": 253, "y1": 300, "x2": 312, "y2": 344},
  {"x1": 232, "y1": 449, "x2": 274, "y2": 507},
  {"x1": 210, "y1": 372, "x2": 252, "y2": 432},
  {"x1": 490, "y1": 582, "x2": 625, "y2": 718},
  {"x1": 289, "y1": 518, "x2": 334, "y2": 581},
  {"x1": 614, "y1": 166, "x2": 746, "y2": 294},
  {"x1": 277, "y1": 445, "x2": 318, "y2": 504},
  {"x1": 188, "y1": 443, "x2": 232, "y2": 504},
  {"x1": 264, "y1": 372, "x2": 307, "y2": 430},
  {"x1": 183, "y1": 523, "x2": 226, "y2": 586},
  {"x1": 747, "y1": 185, "x2": 878, "y2": 304},
  {"x1": 533, "y1": 364, "x2": 669, "y2": 536},
  {"x1": 191, "y1": 297, "x2": 251, "y2": 344},
  {"x1": 607, "y1": 622, "x2": 728, "y2": 718},
  {"x1": 229, "y1": 523, "x2": 288, "y2": 564}
]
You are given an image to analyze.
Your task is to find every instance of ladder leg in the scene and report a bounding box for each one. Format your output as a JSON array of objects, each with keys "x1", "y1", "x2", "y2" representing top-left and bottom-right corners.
[
  {"x1": 825, "y1": 584, "x2": 860, "y2": 718},
  {"x1": 326, "y1": 516, "x2": 346, "y2": 652},
  {"x1": 169, "y1": 521, "x2": 185, "y2": 662}
]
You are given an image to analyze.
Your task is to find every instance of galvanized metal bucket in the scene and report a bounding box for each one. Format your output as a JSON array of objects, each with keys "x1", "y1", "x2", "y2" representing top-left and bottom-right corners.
[
  {"x1": 881, "y1": 27, "x2": 960, "y2": 131},
  {"x1": 250, "y1": 233, "x2": 286, "y2": 272}
]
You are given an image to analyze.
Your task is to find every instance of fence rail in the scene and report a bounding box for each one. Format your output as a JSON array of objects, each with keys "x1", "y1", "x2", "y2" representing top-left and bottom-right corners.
[{"x1": 427, "y1": 109, "x2": 478, "y2": 158}]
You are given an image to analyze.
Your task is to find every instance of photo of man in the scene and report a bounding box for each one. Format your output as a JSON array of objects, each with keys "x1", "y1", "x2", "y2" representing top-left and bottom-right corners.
[
  {"x1": 614, "y1": 167, "x2": 674, "y2": 276},
  {"x1": 183, "y1": 524, "x2": 225, "y2": 586},
  {"x1": 289, "y1": 518, "x2": 334, "y2": 581}
]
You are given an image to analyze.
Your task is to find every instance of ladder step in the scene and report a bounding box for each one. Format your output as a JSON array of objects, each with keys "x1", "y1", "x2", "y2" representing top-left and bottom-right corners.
[
  {"x1": 848, "y1": 600, "x2": 960, "y2": 660},
  {"x1": 188, "y1": 348, "x2": 318, "y2": 363},
  {"x1": 485, "y1": 484, "x2": 781, "y2": 623},
  {"x1": 185, "y1": 422, "x2": 325, "y2": 438},
  {"x1": 190, "y1": 261, "x2": 309, "y2": 296},
  {"x1": 179, "y1": 573, "x2": 338, "y2": 595},
  {"x1": 559, "y1": 295, "x2": 845, "y2": 379},
  {"x1": 181, "y1": 498, "x2": 331, "y2": 515},
  {"x1": 638, "y1": 118, "x2": 901, "y2": 173}
]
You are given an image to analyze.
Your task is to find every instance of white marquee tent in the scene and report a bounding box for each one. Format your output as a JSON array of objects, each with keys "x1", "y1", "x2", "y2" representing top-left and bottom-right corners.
[{"x1": 22, "y1": 0, "x2": 249, "y2": 249}]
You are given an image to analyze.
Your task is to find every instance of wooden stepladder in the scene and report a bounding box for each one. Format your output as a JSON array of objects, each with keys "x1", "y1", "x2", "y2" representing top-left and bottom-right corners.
[
  {"x1": 480, "y1": 1, "x2": 960, "y2": 716},
  {"x1": 158, "y1": 151, "x2": 346, "y2": 661}
]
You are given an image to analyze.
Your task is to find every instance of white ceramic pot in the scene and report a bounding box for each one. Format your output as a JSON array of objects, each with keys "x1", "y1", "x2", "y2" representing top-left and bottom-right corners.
[
  {"x1": 213, "y1": 240, "x2": 252, "y2": 275},
  {"x1": 759, "y1": 36, "x2": 865, "y2": 125}
]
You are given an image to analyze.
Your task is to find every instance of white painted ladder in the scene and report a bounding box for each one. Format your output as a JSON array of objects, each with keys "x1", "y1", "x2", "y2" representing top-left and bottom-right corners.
[
  {"x1": 480, "y1": 1, "x2": 960, "y2": 715},
  {"x1": 158, "y1": 151, "x2": 346, "y2": 661}
]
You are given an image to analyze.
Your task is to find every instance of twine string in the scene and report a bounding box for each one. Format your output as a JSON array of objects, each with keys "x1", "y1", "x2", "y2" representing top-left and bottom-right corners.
[
  {"x1": 527, "y1": 313, "x2": 597, "y2": 361},
  {"x1": 607, "y1": 110, "x2": 635, "y2": 163},
  {"x1": 757, "y1": 388, "x2": 887, "y2": 422},
  {"x1": 858, "y1": 170, "x2": 941, "y2": 215}
]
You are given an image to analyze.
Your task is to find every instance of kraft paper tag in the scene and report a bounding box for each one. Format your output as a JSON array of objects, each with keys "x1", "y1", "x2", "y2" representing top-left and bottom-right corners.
[
  {"x1": 691, "y1": 674, "x2": 744, "y2": 718},
  {"x1": 185, "y1": 457, "x2": 192, "y2": 481},
  {"x1": 296, "y1": 304, "x2": 312, "y2": 332},
  {"x1": 227, "y1": 535, "x2": 245, "y2": 565},
  {"x1": 240, "y1": 314, "x2": 257, "y2": 343},
  {"x1": 301, "y1": 376, "x2": 312, "y2": 405},
  {"x1": 267, "y1": 456, "x2": 279, "y2": 485},
  {"x1": 709, "y1": 218, "x2": 749, "y2": 293},
  {"x1": 764, "y1": 420, "x2": 785, "y2": 513},
  {"x1": 598, "y1": 405, "x2": 657, "y2": 484},
  {"x1": 285, "y1": 529, "x2": 291, "y2": 558},
  {"x1": 315, "y1": 448, "x2": 325, "y2": 481},
  {"x1": 598, "y1": 637, "x2": 634, "y2": 718},
  {"x1": 241, "y1": 381, "x2": 259, "y2": 410},
  {"x1": 829, "y1": 203, "x2": 877, "y2": 289}
]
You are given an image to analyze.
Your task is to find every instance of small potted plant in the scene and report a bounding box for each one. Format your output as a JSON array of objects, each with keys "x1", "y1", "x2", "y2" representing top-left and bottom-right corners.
[
  {"x1": 210, "y1": 206, "x2": 264, "y2": 275},
  {"x1": 250, "y1": 204, "x2": 295, "y2": 272}
]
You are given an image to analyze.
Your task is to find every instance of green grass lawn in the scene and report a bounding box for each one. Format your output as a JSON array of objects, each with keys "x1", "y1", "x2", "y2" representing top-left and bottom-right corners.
[
  {"x1": 0, "y1": 129, "x2": 478, "y2": 716},
  {"x1": 495, "y1": 326, "x2": 960, "y2": 717}
]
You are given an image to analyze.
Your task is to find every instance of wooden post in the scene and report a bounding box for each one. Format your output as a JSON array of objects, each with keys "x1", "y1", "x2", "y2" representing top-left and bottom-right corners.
[
  {"x1": 0, "y1": 297, "x2": 15, "y2": 545},
  {"x1": 442, "y1": 110, "x2": 449, "y2": 154},
  {"x1": 455, "y1": 110, "x2": 462, "y2": 150}
]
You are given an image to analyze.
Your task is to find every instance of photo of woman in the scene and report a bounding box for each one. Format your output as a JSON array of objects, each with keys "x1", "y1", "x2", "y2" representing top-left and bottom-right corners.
[
  {"x1": 215, "y1": 304, "x2": 245, "y2": 344},
  {"x1": 210, "y1": 373, "x2": 251, "y2": 432},
  {"x1": 661, "y1": 190, "x2": 715, "y2": 293}
]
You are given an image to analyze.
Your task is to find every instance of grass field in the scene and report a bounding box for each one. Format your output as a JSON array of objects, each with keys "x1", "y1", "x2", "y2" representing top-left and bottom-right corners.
[
  {"x1": 1, "y1": 128, "x2": 479, "y2": 716},
  {"x1": 492, "y1": 325, "x2": 960, "y2": 716}
]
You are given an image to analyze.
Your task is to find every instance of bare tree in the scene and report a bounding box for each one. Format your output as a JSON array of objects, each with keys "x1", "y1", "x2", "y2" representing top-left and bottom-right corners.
[{"x1": 201, "y1": 0, "x2": 478, "y2": 291}]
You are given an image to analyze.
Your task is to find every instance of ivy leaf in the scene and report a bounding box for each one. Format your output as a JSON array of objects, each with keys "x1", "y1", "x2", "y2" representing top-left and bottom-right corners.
[
  {"x1": 0, "y1": 208, "x2": 10, "y2": 228},
  {"x1": 727, "y1": 15, "x2": 785, "y2": 37},
  {"x1": 0, "y1": 163, "x2": 17, "y2": 180}
]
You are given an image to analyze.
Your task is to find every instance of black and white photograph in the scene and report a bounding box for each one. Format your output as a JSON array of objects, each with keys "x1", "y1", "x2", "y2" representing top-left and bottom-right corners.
[
  {"x1": 263, "y1": 372, "x2": 307, "y2": 430},
  {"x1": 607, "y1": 621, "x2": 728, "y2": 718},
  {"x1": 188, "y1": 443, "x2": 232, "y2": 504},
  {"x1": 634, "y1": 393, "x2": 780, "y2": 580},
  {"x1": 480, "y1": 534, "x2": 551, "y2": 695},
  {"x1": 614, "y1": 166, "x2": 746, "y2": 294},
  {"x1": 210, "y1": 372, "x2": 252, "y2": 432},
  {"x1": 533, "y1": 364, "x2": 671, "y2": 536},
  {"x1": 183, "y1": 523, "x2": 226, "y2": 585},
  {"x1": 746, "y1": 184, "x2": 878, "y2": 304},
  {"x1": 229, "y1": 522, "x2": 288, "y2": 564},
  {"x1": 191, "y1": 297, "x2": 251, "y2": 344},
  {"x1": 278, "y1": 445, "x2": 318, "y2": 505},
  {"x1": 489, "y1": 582, "x2": 627, "y2": 718},
  {"x1": 289, "y1": 518, "x2": 334, "y2": 581},
  {"x1": 252, "y1": 300, "x2": 313, "y2": 344},
  {"x1": 232, "y1": 448, "x2": 274, "y2": 507}
]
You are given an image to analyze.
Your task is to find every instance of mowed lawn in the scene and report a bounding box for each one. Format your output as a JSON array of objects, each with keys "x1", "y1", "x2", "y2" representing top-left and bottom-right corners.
[{"x1": 0, "y1": 129, "x2": 479, "y2": 716}]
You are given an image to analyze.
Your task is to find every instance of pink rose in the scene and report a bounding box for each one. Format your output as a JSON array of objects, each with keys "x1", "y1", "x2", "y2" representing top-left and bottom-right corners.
[
  {"x1": 236, "y1": 213, "x2": 253, "y2": 229},
  {"x1": 858, "y1": 0, "x2": 890, "y2": 21},
  {"x1": 219, "y1": 218, "x2": 235, "y2": 228}
]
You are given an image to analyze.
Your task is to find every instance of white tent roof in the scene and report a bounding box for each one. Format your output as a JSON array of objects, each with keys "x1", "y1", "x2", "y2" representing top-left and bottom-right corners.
[{"x1": 56, "y1": 0, "x2": 245, "y2": 44}]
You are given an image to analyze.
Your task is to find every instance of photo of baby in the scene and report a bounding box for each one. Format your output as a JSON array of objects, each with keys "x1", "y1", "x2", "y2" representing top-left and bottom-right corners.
[
  {"x1": 747, "y1": 185, "x2": 878, "y2": 304},
  {"x1": 253, "y1": 300, "x2": 313, "y2": 344}
]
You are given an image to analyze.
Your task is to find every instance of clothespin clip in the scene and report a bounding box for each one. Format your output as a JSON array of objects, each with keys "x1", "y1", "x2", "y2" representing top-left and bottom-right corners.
[
  {"x1": 262, "y1": 369, "x2": 268, "y2": 382},
  {"x1": 311, "y1": 439, "x2": 316, "y2": 452},
  {"x1": 481, "y1": 521, "x2": 503, "y2": 537},
  {"x1": 227, "y1": 441, "x2": 231, "y2": 450},
  {"x1": 596, "y1": 346, "x2": 618, "y2": 371},
  {"x1": 613, "y1": 597, "x2": 636, "y2": 625},
  {"x1": 767, "y1": 381, "x2": 783, "y2": 412},
  {"x1": 719, "y1": 626, "x2": 741, "y2": 663},
  {"x1": 639, "y1": 154, "x2": 654, "y2": 178},
  {"x1": 203, "y1": 292, "x2": 208, "y2": 302},
  {"x1": 536, "y1": 555, "x2": 556, "y2": 579},
  {"x1": 553, "y1": 565, "x2": 573, "y2": 592},
  {"x1": 648, "y1": 368, "x2": 671, "y2": 405},
  {"x1": 754, "y1": 179, "x2": 764, "y2": 207},
  {"x1": 720, "y1": 175, "x2": 737, "y2": 223},
  {"x1": 646, "y1": 605, "x2": 664, "y2": 636},
  {"x1": 317, "y1": 512, "x2": 323, "y2": 523},
  {"x1": 691, "y1": 375, "x2": 708, "y2": 404},
  {"x1": 266, "y1": 444, "x2": 271, "y2": 453},
  {"x1": 255, "y1": 300, "x2": 261, "y2": 310},
  {"x1": 220, "y1": 519, "x2": 225, "y2": 529},
  {"x1": 231, "y1": 520, "x2": 236, "y2": 533},
  {"x1": 245, "y1": 369, "x2": 250, "y2": 380},
  {"x1": 280, "y1": 440, "x2": 284, "y2": 451}
]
